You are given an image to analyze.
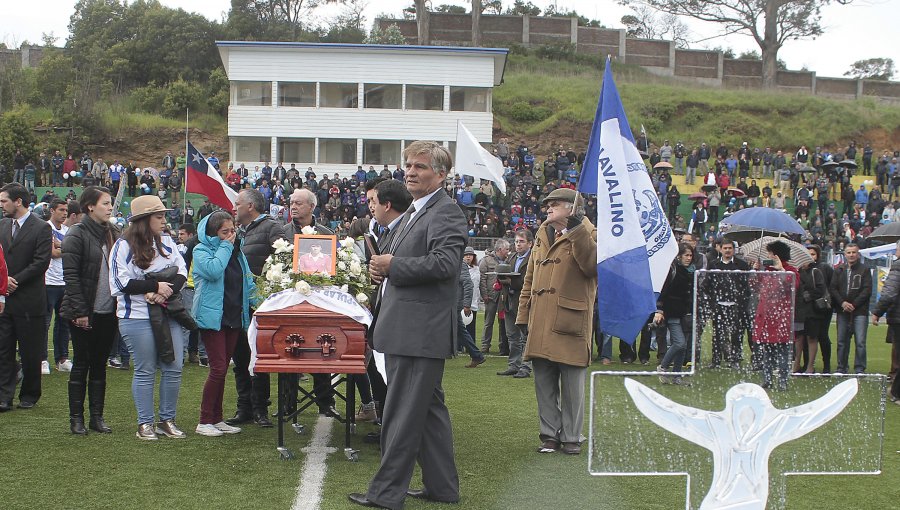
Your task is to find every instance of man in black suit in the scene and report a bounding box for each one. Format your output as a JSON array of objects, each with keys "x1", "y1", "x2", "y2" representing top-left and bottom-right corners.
[
  {"x1": 0, "y1": 183, "x2": 52, "y2": 411},
  {"x1": 349, "y1": 142, "x2": 466, "y2": 509}
]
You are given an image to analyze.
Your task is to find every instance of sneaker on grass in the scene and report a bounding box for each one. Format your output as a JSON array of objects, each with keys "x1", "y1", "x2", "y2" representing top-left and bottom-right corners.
[
  {"x1": 213, "y1": 422, "x2": 242, "y2": 434},
  {"x1": 195, "y1": 423, "x2": 224, "y2": 437},
  {"x1": 41, "y1": 360, "x2": 51, "y2": 375},
  {"x1": 57, "y1": 359, "x2": 73, "y2": 372}
]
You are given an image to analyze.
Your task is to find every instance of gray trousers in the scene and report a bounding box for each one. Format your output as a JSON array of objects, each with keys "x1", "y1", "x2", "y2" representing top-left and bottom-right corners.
[
  {"x1": 532, "y1": 357, "x2": 586, "y2": 444},
  {"x1": 481, "y1": 298, "x2": 499, "y2": 350},
  {"x1": 367, "y1": 355, "x2": 459, "y2": 509},
  {"x1": 504, "y1": 298, "x2": 530, "y2": 373}
]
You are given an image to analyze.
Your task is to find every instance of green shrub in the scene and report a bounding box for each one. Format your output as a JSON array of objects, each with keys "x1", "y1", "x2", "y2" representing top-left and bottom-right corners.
[
  {"x1": 130, "y1": 84, "x2": 166, "y2": 114},
  {"x1": 162, "y1": 79, "x2": 204, "y2": 118}
]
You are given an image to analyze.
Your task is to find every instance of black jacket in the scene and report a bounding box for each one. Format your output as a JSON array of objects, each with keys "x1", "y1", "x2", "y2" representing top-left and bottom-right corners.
[
  {"x1": 657, "y1": 262, "x2": 694, "y2": 318},
  {"x1": 240, "y1": 214, "x2": 286, "y2": 276},
  {"x1": 0, "y1": 214, "x2": 51, "y2": 317},
  {"x1": 60, "y1": 216, "x2": 120, "y2": 320},
  {"x1": 796, "y1": 265, "x2": 830, "y2": 322},
  {"x1": 873, "y1": 258, "x2": 900, "y2": 323},
  {"x1": 829, "y1": 260, "x2": 872, "y2": 316}
]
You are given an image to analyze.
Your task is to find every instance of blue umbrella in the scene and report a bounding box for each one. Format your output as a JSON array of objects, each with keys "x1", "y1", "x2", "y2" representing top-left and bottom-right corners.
[{"x1": 719, "y1": 207, "x2": 805, "y2": 237}]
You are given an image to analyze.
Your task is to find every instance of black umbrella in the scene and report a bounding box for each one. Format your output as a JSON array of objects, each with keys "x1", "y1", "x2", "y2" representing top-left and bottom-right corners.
[
  {"x1": 821, "y1": 160, "x2": 839, "y2": 169},
  {"x1": 839, "y1": 159, "x2": 858, "y2": 169},
  {"x1": 798, "y1": 166, "x2": 817, "y2": 173},
  {"x1": 701, "y1": 184, "x2": 718, "y2": 192},
  {"x1": 466, "y1": 203, "x2": 487, "y2": 210},
  {"x1": 868, "y1": 222, "x2": 900, "y2": 243}
]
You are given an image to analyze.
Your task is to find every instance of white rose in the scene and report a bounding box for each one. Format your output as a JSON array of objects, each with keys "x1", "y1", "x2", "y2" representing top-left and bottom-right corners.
[
  {"x1": 338, "y1": 261, "x2": 347, "y2": 271},
  {"x1": 341, "y1": 284, "x2": 349, "y2": 293},
  {"x1": 340, "y1": 237, "x2": 355, "y2": 250},
  {"x1": 349, "y1": 260, "x2": 362, "y2": 275},
  {"x1": 272, "y1": 238, "x2": 290, "y2": 253},
  {"x1": 301, "y1": 226, "x2": 316, "y2": 235},
  {"x1": 350, "y1": 253, "x2": 360, "y2": 264},
  {"x1": 355, "y1": 293, "x2": 368, "y2": 305},
  {"x1": 295, "y1": 280, "x2": 312, "y2": 295}
]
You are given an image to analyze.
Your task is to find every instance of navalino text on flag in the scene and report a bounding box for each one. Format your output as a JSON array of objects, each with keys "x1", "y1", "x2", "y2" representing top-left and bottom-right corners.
[{"x1": 577, "y1": 57, "x2": 677, "y2": 343}]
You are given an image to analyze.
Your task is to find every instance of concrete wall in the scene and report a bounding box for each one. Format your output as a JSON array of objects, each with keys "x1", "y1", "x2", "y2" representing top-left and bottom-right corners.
[{"x1": 375, "y1": 13, "x2": 900, "y2": 102}]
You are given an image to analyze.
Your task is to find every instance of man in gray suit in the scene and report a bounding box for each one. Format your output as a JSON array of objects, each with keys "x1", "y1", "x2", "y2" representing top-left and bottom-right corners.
[{"x1": 349, "y1": 142, "x2": 466, "y2": 509}]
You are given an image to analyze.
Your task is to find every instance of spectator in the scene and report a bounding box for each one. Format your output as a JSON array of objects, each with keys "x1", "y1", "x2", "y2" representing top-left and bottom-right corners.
[{"x1": 829, "y1": 243, "x2": 871, "y2": 374}]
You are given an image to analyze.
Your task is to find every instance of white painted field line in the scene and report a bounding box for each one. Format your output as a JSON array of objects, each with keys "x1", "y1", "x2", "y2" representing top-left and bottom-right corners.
[{"x1": 292, "y1": 416, "x2": 337, "y2": 510}]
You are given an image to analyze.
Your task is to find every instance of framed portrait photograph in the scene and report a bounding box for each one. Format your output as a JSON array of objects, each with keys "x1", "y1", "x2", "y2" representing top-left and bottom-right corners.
[{"x1": 293, "y1": 234, "x2": 338, "y2": 275}]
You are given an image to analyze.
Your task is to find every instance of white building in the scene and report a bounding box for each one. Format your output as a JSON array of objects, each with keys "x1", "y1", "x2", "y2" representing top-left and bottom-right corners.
[{"x1": 216, "y1": 41, "x2": 508, "y2": 175}]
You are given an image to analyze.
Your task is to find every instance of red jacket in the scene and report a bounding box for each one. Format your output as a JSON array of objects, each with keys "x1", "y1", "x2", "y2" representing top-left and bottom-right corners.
[{"x1": 753, "y1": 264, "x2": 799, "y2": 344}]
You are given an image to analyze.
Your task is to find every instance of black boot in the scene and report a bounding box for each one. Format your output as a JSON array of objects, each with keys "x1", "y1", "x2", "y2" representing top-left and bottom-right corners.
[
  {"x1": 88, "y1": 380, "x2": 112, "y2": 433},
  {"x1": 68, "y1": 380, "x2": 87, "y2": 435}
]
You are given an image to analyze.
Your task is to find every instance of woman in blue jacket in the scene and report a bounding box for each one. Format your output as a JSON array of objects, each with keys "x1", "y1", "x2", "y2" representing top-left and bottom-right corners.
[{"x1": 192, "y1": 211, "x2": 258, "y2": 437}]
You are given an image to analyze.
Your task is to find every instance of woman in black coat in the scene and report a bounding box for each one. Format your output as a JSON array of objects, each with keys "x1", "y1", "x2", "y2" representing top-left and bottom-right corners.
[
  {"x1": 653, "y1": 243, "x2": 696, "y2": 385},
  {"x1": 60, "y1": 187, "x2": 120, "y2": 435},
  {"x1": 793, "y1": 253, "x2": 830, "y2": 373}
]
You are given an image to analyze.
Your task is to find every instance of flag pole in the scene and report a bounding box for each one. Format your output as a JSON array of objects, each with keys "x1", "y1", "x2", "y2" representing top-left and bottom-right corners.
[{"x1": 183, "y1": 107, "x2": 189, "y2": 217}]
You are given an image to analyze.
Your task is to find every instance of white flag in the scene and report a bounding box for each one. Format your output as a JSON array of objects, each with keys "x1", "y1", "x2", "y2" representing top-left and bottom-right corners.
[{"x1": 455, "y1": 122, "x2": 506, "y2": 194}]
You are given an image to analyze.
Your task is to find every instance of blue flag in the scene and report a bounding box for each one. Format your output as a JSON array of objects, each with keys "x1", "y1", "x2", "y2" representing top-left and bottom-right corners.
[{"x1": 578, "y1": 58, "x2": 677, "y2": 344}]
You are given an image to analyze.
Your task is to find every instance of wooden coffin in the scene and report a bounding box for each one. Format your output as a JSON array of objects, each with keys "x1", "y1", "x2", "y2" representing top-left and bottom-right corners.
[{"x1": 253, "y1": 302, "x2": 367, "y2": 374}]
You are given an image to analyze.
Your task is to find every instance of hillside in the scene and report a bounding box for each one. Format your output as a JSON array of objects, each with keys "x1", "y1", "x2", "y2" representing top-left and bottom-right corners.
[
  {"x1": 492, "y1": 54, "x2": 900, "y2": 156},
  {"x1": 31, "y1": 52, "x2": 900, "y2": 169}
]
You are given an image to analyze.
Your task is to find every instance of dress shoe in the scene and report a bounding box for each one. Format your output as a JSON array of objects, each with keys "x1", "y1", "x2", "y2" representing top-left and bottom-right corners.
[
  {"x1": 465, "y1": 358, "x2": 485, "y2": 368},
  {"x1": 0, "y1": 401, "x2": 12, "y2": 412},
  {"x1": 155, "y1": 419, "x2": 187, "y2": 438},
  {"x1": 561, "y1": 442, "x2": 582, "y2": 455},
  {"x1": 319, "y1": 406, "x2": 342, "y2": 420},
  {"x1": 498, "y1": 350, "x2": 510, "y2": 357},
  {"x1": 225, "y1": 410, "x2": 253, "y2": 426},
  {"x1": 407, "y1": 488, "x2": 458, "y2": 503},
  {"x1": 254, "y1": 412, "x2": 274, "y2": 428},
  {"x1": 347, "y1": 493, "x2": 388, "y2": 508},
  {"x1": 497, "y1": 368, "x2": 518, "y2": 376},
  {"x1": 17, "y1": 400, "x2": 35, "y2": 409},
  {"x1": 537, "y1": 439, "x2": 560, "y2": 453},
  {"x1": 513, "y1": 370, "x2": 531, "y2": 378}
]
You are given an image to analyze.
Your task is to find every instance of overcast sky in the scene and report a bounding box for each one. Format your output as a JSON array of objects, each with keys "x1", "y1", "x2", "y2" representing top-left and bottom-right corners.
[{"x1": 4, "y1": 0, "x2": 898, "y2": 79}]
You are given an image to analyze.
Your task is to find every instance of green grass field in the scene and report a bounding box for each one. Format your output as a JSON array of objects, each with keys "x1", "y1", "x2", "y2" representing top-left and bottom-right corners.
[{"x1": 0, "y1": 318, "x2": 896, "y2": 510}]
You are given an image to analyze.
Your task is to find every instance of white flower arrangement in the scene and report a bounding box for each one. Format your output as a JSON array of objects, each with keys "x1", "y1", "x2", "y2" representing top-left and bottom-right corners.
[{"x1": 256, "y1": 236, "x2": 371, "y2": 305}]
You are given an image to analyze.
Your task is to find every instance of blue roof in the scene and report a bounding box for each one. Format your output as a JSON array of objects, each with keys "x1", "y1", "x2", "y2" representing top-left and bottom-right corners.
[
  {"x1": 215, "y1": 41, "x2": 509, "y2": 55},
  {"x1": 216, "y1": 41, "x2": 509, "y2": 83}
]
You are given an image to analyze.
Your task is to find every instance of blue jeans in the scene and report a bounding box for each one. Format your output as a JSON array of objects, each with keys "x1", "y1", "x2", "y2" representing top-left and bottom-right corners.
[
  {"x1": 457, "y1": 311, "x2": 484, "y2": 363},
  {"x1": 44, "y1": 286, "x2": 70, "y2": 363},
  {"x1": 119, "y1": 318, "x2": 187, "y2": 424},
  {"x1": 659, "y1": 318, "x2": 687, "y2": 373},
  {"x1": 835, "y1": 313, "x2": 867, "y2": 373}
]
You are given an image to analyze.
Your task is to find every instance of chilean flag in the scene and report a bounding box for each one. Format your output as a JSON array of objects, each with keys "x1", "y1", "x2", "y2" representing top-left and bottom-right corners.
[
  {"x1": 186, "y1": 142, "x2": 238, "y2": 211},
  {"x1": 578, "y1": 59, "x2": 677, "y2": 343}
]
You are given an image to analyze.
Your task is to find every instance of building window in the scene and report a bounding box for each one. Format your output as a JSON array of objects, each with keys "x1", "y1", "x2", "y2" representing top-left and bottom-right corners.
[
  {"x1": 363, "y1": 140, "x2": 402, "y2": 166},
  {"x1": 320, "y1": 83, "x2": 359, "y2": 108},
  {"x1": 406, "y1": 85, "x2": 444, "y2": 111},
  {"x1": 233, "y1": 137, "x2": 271, "y2": 162},
  {"x1": 232, "y1": 81, "x2": 272, "y2": 106},
  {"x1": 450, "y1": 87, "x2": 489, "y2": 112},
  {"x1": 278, "y1": 82, "x2": 316, "y2": 107},
  {"x1": 279, "y1": 138, "x2": 315, "y2": 163},
  {"x1": 364, "y1": 84, "x2": 402, "y2": 109},
  {"x1": 319, "y1": 139, "x2": 358, "y2": 164}
]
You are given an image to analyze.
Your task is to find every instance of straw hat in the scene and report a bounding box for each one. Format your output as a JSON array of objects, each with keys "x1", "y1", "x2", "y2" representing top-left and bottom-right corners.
[{"x1": 129, "y1": 195, "x2": 171, "y2": 221}]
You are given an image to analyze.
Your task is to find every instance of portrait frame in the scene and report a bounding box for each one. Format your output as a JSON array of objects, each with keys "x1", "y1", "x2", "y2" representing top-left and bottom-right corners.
[{"x1": 293, "y1": 234, "x2": 338, "y2": 275}]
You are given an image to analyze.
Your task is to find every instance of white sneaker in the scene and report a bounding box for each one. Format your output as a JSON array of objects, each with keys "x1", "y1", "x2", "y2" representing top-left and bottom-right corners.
[
  {"x1": 41, "y1": 360, "x2": 51, "y2": 375},
  {"x1": 195, "y1": 423, "x2": 224, "y2": 437},
  {"x1": 57, "y1": 359, "x2": 73, "y2": 372},
  {"x1": 213, "y1": 421, "x2": 242, "y2": 434}
]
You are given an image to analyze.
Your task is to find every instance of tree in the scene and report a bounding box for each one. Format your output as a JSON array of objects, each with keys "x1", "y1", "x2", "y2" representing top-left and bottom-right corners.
[
  {"x1": 845, "y1": 58, "x2": 895, "y2": 81},
  {"x1": 0, "y1": 108, "x2": 38, "y2": 169},
  {"x1": 543, "y1": 5, "x2": 604, "y2": 27},
  {"x1": 435, "y1": 4, "x2": 466, "y2": 13},
  {"x1": 414, "y1": 0, "x2": 430, "y2": 44},
  {"x1": 483, "y1": 0, "x2": 502, "y2": 15},
  {"x1": 472, "y1": 0, "x2": 482, "y2": 46},
  {"x1": 504, "y1": 0, "x2": 541, "y2": 16},
  {"x1": 366, "y1": 23, "x2": 407, "y2": 44},
  {"x1": 622, "y1": 0, "x2": 854, "y2": 88},
  {"x1": 620, "y1": 6, "x2": 688, "y2": 48}
]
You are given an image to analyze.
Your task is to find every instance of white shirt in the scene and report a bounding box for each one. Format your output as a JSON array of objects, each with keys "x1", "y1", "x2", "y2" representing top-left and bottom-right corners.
[
  {"x1": 110, "y1": 235, "x2": 187, "y2": 320},
  {"x1": 45, "y1": 221, "x2": 68, "y2": 286}
]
